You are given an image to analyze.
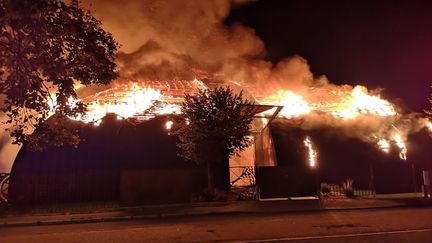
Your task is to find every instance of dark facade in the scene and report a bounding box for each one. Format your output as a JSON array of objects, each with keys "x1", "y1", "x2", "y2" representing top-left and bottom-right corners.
[
  {"x1": 9, "y1": 114, "x2": 206, "y2": 205},
  {"x1": 9, "y1": 115, "x2": 431, "y2": 205},
  {"x1": 268, "y1": 119, "x2": 432, "y2": 195}
]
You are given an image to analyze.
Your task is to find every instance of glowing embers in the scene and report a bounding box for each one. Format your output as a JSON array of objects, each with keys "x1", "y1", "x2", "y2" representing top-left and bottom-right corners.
[
  {"x1": 427, "y1": 121, "x2": 432, "y2": 133},
  {"x1": 376, "y1": 133, "x2": 407, "y2": 160},
  {"x1": 330, "y1": 86, "x2": 397, "y2": 119},
  {"x1": 304, "y1": 136, "x2": 317, "y2": 168},
  {"x1": 261, "y1": 90, "x2": 311, "y2": 118},
  {"x1": 377, "y1": 139, "x2": 390, "y2": 153},
  {"x1": 165, "y1": 120, "x2": 173, "y2": 130},
  {"x1": 393, "y1": 134, "x2": 407, "y2": 160}
]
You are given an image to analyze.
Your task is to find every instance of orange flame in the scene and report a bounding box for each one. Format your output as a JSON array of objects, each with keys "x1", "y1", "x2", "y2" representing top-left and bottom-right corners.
[
  {"x1": 261, "y1": 90, "x2": 311, "y2": 118},
  {"x1": 259, "y1": 85, "x2": 396, "y2": 120},
  {"x1": 427, "y1": 121, "x2": 432, "y2": 133},
  {"x1": 48, "y1": 79, "x2": 418, "y2": 163},
  {"x1": 165, "y1": 120, "x2": 173, "y2": 130},
  {"x1": 393, "y1": 134, "x2": 407, "y2": 160},
  {"x1": 67, "y1": 82, "x2": 197, "y2": 124},
  {"x1": 304, "y1": 136, "x2": 317, "y2": 167},
  {"x1": 330, "y1": 86, "x2": 396, "y2": 119}
]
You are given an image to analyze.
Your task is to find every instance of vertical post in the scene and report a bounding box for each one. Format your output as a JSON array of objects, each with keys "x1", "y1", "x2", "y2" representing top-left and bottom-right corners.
[
  {"x1": 315, "y1": 169, "x2": 320, "y2": 197},
  {"x1": 255, "y1": 166, "x2": 260, "y2": 200},
  {"x1": 207, "y1": 163, "x2": 215, "y2": 195},
  {"x1": 369, "y1": 163, "x2": 376, "y2": 197},
  {"x1": 423, "y1": 170, "x2": 431, "y2": 198},
  {"x1": 411, "y1": 162, "x2": 418, "y2": 193}
]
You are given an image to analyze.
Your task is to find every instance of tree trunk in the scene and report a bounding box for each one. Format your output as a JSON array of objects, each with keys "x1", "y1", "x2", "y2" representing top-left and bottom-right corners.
[
  {"x1": 212, "y1": 148, "x2": 231, "y2": 192},
  {"x1": 207, "y1": 162, "x2": 215, "y2": 195},
  {"x1": 201, "y1": 142, "x2": 231, "y2": 194}
]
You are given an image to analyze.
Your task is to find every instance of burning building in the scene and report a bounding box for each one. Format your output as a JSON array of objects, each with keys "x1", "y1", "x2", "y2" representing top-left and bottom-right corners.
[
  {"x1": 8, "y1": 77, "x2": 432, "y2": 204},
  {"x1": 4, "y1": 0, "x2": 432, "y2": 204},
  {"x1": 8, "y1": 80, "x2": 280, "y2": 204}
]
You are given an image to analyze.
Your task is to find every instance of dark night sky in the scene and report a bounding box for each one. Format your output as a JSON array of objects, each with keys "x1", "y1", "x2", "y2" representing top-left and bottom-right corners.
[{"x1": 228, "y1": 0, "x2": 432, "y2": 112}]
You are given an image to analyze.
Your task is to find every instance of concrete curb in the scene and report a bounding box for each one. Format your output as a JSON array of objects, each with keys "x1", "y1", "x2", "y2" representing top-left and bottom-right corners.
[{"x1": 1, "y1": 199, "x2": 431, "y2": 228}]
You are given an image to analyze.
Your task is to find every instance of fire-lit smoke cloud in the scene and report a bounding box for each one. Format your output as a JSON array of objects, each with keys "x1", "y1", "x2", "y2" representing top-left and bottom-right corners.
[
  {"x1": 82, "y1": 0, "x2": 265, "y2": 81},
  {"x1": 80, "y1": 0, "x2": 331, "y2": 96}
]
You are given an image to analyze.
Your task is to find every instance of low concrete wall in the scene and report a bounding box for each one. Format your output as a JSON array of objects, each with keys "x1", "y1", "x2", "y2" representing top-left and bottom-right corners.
[
  {"x1": 120, "y1": 168, "x2": 207, "y2": 206},
  {"x1": 257, "y1": 166, "x2": 317, "y2": 198}
]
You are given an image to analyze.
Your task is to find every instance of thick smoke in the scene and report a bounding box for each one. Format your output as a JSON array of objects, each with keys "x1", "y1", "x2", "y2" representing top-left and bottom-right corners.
[
  {"x1": 81, "y1": 0, "x2": 329, "y2": 97},
  {"x1": 82, "y1": 0, "x2": 265, "y2": 81},
  {"x1": 81, "y1": 0, "x2": 329, "y2": 94}
]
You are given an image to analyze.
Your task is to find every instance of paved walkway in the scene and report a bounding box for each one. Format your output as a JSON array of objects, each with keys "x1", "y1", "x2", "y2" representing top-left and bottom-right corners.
[{"x1": 1, "y1": 197, "x2": 431, "y2": 228}]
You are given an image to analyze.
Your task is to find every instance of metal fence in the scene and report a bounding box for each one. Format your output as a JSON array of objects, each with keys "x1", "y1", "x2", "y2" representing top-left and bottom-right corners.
[
  {"x1": 0, "y1": 173, "x2": 10, "y2": 203},
  {"x1": 230, "y1": 166, "x2": 257, "y2": 200},
  {"x1": 320, "y1": 183, "x2": 375, "y2": 198}
]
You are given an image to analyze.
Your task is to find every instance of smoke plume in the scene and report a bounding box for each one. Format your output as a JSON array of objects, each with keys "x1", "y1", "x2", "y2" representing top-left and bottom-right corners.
[
  {"x1": 55, "y1": 0, "x2": 432, "y2": 153},
  {"x1": 82, "y1": 0, "x2": 265, "y2": 81}
]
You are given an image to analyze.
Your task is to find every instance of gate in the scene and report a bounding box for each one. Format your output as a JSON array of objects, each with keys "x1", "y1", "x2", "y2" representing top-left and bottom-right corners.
[
  {"x1": 230, "y1": 166, "x2": 257, "y2": 199},
  {"x1": 0, "y1": 173, "x2": 10, "y2": 203}
]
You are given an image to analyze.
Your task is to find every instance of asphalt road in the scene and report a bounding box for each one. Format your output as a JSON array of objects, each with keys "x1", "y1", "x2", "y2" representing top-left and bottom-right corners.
[{"x1": 1, "y1": 207, "x2": 432, "y2": 242}]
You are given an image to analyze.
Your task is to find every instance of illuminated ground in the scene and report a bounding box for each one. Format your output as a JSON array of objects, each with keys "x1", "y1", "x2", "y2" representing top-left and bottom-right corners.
[{"x1": 1, "y1": 207, "x2": 432, "y2": 242}]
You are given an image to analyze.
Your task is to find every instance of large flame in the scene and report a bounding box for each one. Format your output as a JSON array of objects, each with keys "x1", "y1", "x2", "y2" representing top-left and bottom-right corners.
[
  {"x1": 255, "y1": 84, "x2": 414, "y2": 160},
  {"x1": 259, "y1": 85, "x2": 396, "y2": 120},
  {"x1": 50, "y1": 79, "x2": 423, "y2": 162},
  {"x1": 72, "y1": 82, "x2": 398, "y2": 126},
  {"x1": 261, "y1": 90, "x2": 311, "y2": 118},
  {"x1": 67, "y1": 81, "x2": 202, "y2": 124},
  {"x1": 330, "y1": 86, "x2": 397, "y2": 119}
]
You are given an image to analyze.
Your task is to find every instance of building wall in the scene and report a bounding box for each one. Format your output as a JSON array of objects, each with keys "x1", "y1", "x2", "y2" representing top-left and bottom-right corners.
[
  {"x1": 268, "y1": 119, "x2": 432, "y2": 195},
  {"x1": 120, "y1": 168, "x2": 207, "y2": 206},
  {"x1": 9, "y1": 115, "x2": 199, "y2": 205}
]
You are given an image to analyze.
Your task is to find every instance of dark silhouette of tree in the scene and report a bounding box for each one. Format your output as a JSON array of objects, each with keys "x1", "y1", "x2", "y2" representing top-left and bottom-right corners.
[
  {"x1": 173, "y1": 86, "x2": 255, "y2": 194},
  {"x1": 0, "y1": 0, "x2": 118, "y2": 150}
]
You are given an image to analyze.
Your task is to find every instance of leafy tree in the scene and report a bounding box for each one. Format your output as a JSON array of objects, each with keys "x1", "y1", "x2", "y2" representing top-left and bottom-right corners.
[
  {"x1": 173, "y1": 86, "x2": 256, "y2": 194},
  {"x1": 0, "y1": 0, "x2": 118, "y2": 150}
]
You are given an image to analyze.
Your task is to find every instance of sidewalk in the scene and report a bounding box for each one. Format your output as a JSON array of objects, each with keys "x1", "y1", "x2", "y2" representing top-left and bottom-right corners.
[{"x1": 1, "y1": 196, "x2": 431, "y2": 228}]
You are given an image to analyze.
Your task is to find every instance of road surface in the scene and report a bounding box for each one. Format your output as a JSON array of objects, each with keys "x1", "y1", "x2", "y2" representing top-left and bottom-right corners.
[{"x1": 1, "y1": 207, "x2": 432, "y2": 242}]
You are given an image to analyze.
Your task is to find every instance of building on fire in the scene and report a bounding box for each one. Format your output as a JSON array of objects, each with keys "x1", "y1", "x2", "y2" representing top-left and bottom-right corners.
[
  {"x1": 8, "y1": 80, "x2": 284, "y2": 205},
  {"x1": 7, "y1": 80, "x2": 432, "y2": 205}
]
